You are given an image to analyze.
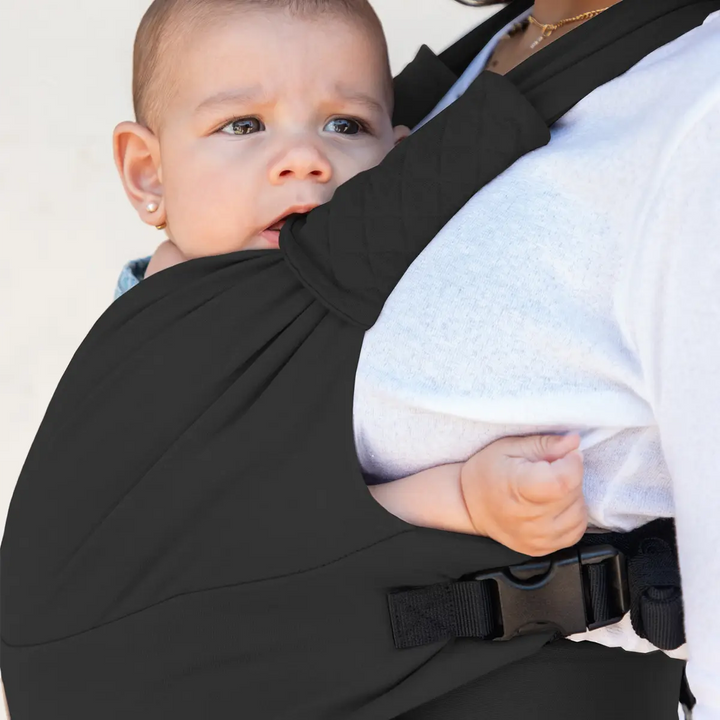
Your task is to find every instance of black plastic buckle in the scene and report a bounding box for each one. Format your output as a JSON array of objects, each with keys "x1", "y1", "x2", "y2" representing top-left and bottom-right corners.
[{"x1": 473, "y1": 545, "x2": 629, "y2": 641}]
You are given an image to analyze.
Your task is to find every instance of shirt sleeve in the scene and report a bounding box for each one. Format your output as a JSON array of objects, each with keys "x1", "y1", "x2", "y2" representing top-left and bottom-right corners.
[
  {"x1": 623, "y1": 93, "x2": 720, "y2": 720},
  {"x1": 113, "y1": 256, "x2": 151, "y2": 300},
  {"x1": 280, "y1": 70, "x2": 550, "y2": 330}
]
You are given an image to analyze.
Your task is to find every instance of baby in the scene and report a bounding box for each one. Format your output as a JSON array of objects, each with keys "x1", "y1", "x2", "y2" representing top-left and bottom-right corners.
[{"x1": 113, "y1": 0, "x2": 587, "y2": 557}]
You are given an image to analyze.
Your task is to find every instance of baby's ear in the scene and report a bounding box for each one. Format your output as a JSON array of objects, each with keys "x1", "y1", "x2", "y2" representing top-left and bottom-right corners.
[
  {"x1": 392, "y1": 124, "x2": 411, "y2": 145},
  {"x1": 113, "y1": 121, "x2": 166, "y2": 228}
]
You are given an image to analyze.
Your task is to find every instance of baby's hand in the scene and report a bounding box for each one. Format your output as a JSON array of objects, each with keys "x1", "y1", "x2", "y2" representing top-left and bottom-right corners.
[
  {"x1": 146, "y1": 240, "x2": 187, "y2": 279},
  {"x1": 460, "y1": 434, "x2": 587, "y2": 556}
]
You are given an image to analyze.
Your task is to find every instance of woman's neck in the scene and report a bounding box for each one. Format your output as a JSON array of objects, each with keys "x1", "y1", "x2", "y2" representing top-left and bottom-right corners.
[
  {"x1": 530, "y1": 0, "x2": 622, "y2": 24},
  {"x1": 483, "y1": 0, "x2": 625, "y2": 76}
]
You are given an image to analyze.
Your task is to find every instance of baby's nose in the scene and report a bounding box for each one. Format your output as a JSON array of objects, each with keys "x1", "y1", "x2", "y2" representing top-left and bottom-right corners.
[{"x1": 269, "y1": 144, "x2": 332, "y2": 184}]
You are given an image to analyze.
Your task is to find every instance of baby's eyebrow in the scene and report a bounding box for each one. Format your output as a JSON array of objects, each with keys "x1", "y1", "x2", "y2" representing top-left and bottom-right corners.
[
  {"x1": 332, "y1": 84, "x2": 386, "y2": 116},
  {"x1": 195, "y1": 86, "x2": 267, "y2": 113},
  {"x1": 194, "y1": 84, "x2": 386, "y2": 116}
]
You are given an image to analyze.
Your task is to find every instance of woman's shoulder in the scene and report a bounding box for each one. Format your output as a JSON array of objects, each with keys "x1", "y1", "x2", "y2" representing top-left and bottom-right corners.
[
  {"x1": 637, "y1": 9, "x2": 720, "y2": 101},
  {"x1": 654, "y1": 7, "x2": 720, "y2": 61},
  {"x1": 617, "y1": 9, "x2": 720, "y2": 153}
]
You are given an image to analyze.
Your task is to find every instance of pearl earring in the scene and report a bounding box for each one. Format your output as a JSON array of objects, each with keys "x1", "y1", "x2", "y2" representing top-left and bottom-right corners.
[{"x1": 145, "y1": 201, "x2": 166, "y2": 230}]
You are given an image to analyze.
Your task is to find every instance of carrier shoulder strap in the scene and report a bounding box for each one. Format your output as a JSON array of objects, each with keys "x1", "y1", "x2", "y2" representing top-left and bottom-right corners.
[{"x1": 280, "y1": 0, "x2": 720, "y2": 329}]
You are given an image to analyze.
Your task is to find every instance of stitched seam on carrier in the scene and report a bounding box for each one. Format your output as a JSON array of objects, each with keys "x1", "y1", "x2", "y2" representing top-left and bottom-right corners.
[{"x1": 2, "y1": 528, "x2": 416, "y2": 648}]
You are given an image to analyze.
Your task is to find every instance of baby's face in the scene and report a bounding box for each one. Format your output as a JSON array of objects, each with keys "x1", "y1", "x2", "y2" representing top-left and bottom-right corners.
[{"x1": 153, "y1": 10, "x2": 406, "y2": 255}]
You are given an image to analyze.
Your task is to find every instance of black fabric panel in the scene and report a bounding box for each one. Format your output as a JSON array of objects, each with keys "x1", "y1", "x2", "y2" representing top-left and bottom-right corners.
[
  {"x1": 1, "y1": 532, "x2": 546, "y2": 720},
  {"x1": 397, "y1": 640, "x2": 685, "y2": 720}
]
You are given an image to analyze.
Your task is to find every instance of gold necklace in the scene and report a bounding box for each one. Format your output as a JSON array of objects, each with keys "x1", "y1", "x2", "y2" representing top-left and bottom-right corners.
[{"x1": 526, "y1": 6, "x2": 611, "y2": 49}]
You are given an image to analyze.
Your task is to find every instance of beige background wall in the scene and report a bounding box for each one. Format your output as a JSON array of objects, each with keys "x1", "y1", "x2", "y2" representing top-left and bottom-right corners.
[{"x1": 0, "y1": 1, "x2": 498, "y2": 530}]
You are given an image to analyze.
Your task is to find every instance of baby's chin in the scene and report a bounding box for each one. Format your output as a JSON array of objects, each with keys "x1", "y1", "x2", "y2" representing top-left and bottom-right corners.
[
  {"x1": 253, "y1": 228, "x2": 281, "y2": 250},
  {"x1": 178, "y1": 231, "x2": 280, "y2": 258},
  {"x1": 204, "y1": 234, "x2": 281, "y2": 255},
  {"x1": 231, "y1": 230, "x2": 281, "y2": 252}
]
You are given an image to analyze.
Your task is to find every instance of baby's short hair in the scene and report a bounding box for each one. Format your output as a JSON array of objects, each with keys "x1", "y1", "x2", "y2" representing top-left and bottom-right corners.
[{"x1": 133, "y1": 0, "x2": 393, "y2": 130}]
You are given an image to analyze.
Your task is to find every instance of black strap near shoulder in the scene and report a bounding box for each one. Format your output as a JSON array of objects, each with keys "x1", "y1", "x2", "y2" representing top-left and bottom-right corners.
[
  {"x1": 281, "y1": 0, "x2": 720, "y2": 329},
  {"x1": 391, "y1": 0, "x2": 534, "y2": 128},
  {"x1": 281, "y1": 69, "x2": 551, "y2": 329},
  {"x1": 511, "y1": 0, "x2": 720, "y2": 125},
  {"x1": 396, "y1": 0, "x2": 720, "y2": 129}
]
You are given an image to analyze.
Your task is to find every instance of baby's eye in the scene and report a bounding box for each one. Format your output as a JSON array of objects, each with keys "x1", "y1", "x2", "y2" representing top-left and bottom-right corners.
[
  {"x1": 220, "y1": 118, "x2": 265, "y2": 136},
  {"x1": 325, "y1": 118, "x2": 366, "y2": 135}
]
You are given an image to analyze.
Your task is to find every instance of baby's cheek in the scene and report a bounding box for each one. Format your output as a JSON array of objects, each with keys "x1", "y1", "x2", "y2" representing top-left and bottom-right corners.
[
  {"x1": 337, "y1": 141, "x2": 394, "y2": 184},
  {"x1": 166, "y1": 176, "x2": 256, "y2": 257}
]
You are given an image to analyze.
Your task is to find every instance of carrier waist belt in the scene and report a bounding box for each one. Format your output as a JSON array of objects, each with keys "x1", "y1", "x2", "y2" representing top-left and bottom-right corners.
[{"x1": 389, "y1": 518, "x2": 684, "y2": 652}]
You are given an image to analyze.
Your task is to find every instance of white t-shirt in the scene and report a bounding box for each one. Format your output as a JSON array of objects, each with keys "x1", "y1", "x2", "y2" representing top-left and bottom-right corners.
[{"x1": 354, "y1": 9, "x2": 720, "y2": 718}]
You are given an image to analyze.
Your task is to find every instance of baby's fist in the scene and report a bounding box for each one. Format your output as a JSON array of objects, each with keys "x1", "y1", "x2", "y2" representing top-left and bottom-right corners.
[
  {"x1": 512, "y1": 435, "x2": 584, "y2": 504},
  {"x1": 460, "y1": 434, "x2": 588, "y2": 556}
]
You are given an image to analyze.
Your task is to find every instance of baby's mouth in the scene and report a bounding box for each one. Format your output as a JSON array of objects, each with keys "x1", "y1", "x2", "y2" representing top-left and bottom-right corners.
[
  {"x1": 260, "y1": 205, "x2": 320, "y2": 247},
  {"x1": 259, "y1": 218, "x2": 288, "y2": 248},
  {"x1": 264, "y1": 204, "x2": 320, "y2": 233}
]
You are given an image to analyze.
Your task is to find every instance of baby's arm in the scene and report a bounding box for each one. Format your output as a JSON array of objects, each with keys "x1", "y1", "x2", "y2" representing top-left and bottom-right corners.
[
  {"x1": 369, "y1": 462, "x2": 475, "y2": 535},
  {"x1": 370, "y1": 434, "x2": 587, "y2": 556}
]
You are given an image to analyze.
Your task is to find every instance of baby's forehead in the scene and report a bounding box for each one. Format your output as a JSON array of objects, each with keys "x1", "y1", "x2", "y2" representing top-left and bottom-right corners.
[
  {"x1": 160, "y1": 10, "x2": 393, "y2": 118},
  {"x1": 135, "y1": 1, "x2": 393, "y2": 130}
]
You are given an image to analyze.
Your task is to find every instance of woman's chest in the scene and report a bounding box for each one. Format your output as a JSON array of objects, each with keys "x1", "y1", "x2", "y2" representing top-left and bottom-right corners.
[
  {"x1": 360, "y1": 122, "x2": 653, "y2": 401},
  {"x1": 353, "y1": 90, "x2": 672, "y2": 476}
]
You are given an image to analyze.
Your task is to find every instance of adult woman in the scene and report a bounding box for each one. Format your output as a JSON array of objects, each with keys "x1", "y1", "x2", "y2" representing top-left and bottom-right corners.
[
  {"x1": 354, "y1": 0, "x2": 720, "y2": 716},
  {"x1": 4, "y1": 0, "x2": 710, "y2": 718}
]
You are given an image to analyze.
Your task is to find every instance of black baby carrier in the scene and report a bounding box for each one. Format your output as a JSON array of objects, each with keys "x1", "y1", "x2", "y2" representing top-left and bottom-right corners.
[{"x1": 2, "y1": 0, "x2": 714, "y2": 716}]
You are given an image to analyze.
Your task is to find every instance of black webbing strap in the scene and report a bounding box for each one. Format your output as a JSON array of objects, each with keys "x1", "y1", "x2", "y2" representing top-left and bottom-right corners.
[
  {"x1": 582, "y1": 519, "x2": 685, "y2": 651},
  {"x1": 680, "y1": 668, "x2": 697, "y2": 711},
  {"x1": 389, "y1": 580, "x2": 496, "y2": 650},
  {"x1": 388, "y1": 519, "x2": 685, "y2": 652}
]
